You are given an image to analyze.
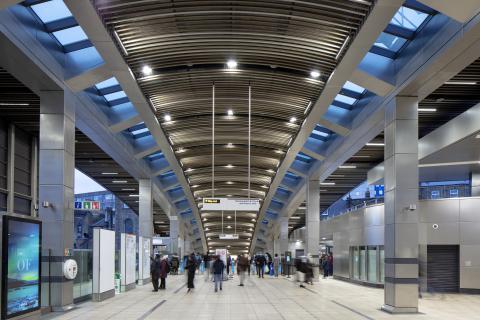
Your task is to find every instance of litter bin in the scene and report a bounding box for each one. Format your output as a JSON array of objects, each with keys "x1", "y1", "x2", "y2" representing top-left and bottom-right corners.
[{"x1": 114, "y1": 273, "x2": 121, "y2": 294}]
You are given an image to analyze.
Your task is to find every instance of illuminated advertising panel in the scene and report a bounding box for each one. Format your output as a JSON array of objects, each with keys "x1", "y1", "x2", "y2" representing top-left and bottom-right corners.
[{"x1": 1, "y1": 216, "x2": 42, "y2": 319}]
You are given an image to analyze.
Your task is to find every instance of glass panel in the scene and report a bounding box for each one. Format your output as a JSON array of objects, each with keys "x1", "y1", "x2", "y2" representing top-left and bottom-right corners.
[
  {"x1": 31, "y1": 0, "x2": 73, "y2": 23},
  {"x1": 380, "y1": 247, "x2": 385, "y2": 283},
  {"x1": 353, "y1": 247, "x2": 359, "y2": 280},
  {"x1": 334, "y1": 94, "x2": 357, "y2": 105},
  {"x1": 367, "y1": 247, "x2": 377, "y2": 282},
  {"x1": 73, "y1": 249, "x2": 93, "y2": 300},
  {"x1": 360, "y1": 247, "x2": 366, "y2": 281},
  {"x1": 374, "y1": 32, "x2": 407, "y2": 52},
  {"x1": 390, "y1": 7, "x2": 429, "y2": 31},
  {"x1": 343, "y1": 81, "x2": 365, "y2": 94},
  {"x1": 52, "y1": 26, "x2": 88, "y2": 46}
]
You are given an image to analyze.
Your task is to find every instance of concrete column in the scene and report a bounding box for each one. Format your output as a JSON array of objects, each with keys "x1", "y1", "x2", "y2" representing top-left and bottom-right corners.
[
  {"x1": 139, "y1": 179, "x2": 153, "y2": 239},
  {"x1": 382, "y1": 96, "x2": 419, "y2": 314},
  {"x1": 306, "y1": 179, "x2": 320, "y2": 260},
  {"x1": 170, "y1": 215, "x2": 179, "y2": 255},
  {"x1": 38, "y1": 90, "x2": 75, "y2": 311}
]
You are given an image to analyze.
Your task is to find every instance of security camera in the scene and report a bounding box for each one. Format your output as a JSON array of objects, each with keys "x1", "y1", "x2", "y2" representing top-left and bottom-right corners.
[{"x1": 407, "y1": 204, "x2": 417, "y2": 211}]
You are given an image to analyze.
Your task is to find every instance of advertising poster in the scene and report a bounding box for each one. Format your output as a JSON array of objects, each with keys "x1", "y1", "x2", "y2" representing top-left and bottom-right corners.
[
  {"x1": 2, "y1": 216, "x2": 41, "y2": 319},
  {"x1": 142, "y1": 238, "x2": 150, "y2": 279}
]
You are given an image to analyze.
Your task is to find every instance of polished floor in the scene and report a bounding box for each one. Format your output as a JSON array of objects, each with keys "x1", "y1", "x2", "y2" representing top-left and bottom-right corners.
[{"x1": 43, "y1": 273, "x2": 480, "y2": 320}]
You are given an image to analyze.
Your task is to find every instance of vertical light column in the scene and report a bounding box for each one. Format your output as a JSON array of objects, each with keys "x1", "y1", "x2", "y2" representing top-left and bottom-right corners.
[
  {"x1": 170, "y1": 215, "x2": 179, "y2": 255},
  {"x1": 382, "y1": 96, "x2": 419, "y2": 314},
  {"x1": 139, "y1": 179, "x2": 153, "y2": 239},
  {"x1": 38, "y1": 90, "x2": 75, "y2": 311},
  {"x1": 306, "y1": 179, "x2": 320, "y2": 260}
]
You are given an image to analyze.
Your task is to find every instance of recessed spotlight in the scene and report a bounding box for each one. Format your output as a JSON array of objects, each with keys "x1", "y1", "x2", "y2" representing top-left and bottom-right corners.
[
  {"x1": 227, "y1": 59, "x2": 238, "y2": 69},
  {"x1": 366, "y1": 142, "x2": 384, "y2": 147},
  {"x1": 275, "y1": 149, "x2": 284, "y2": 154},
  {"x1": 260, "y1": 185, "x2": 268, "y2": 189},
  {"x1": 227, "y1": 109, "x2": 234, "y2": 116},
  {"x1": 227, "y1": 225, "x2": 232, "y2": 229},
  {"x1": 289, "y1": 117, "x2": 297, "y2": 123},
  {"x1": 226, "y1": 143, "x2": 234, "y2": 148},
  {"x1": 227, "y1": 216, "x2": 232, "y2": 219},
  {"x1": 203, "y1": 218, "x2": 207, "y2": 221},
  {"x1": 266, "y1": 169, "x2": 274, "y2": 173},
  {"x1": 418, "y1": 108, "x2": 437, "y2": 112},
  {"x1": 177, "y1": 147, "x2": 186, "y2": 153},
  {"x1": 225, "y1": 164, "x2": 234, "y2": 168},
  {"x1": 164, "y1": 114, "x2": 172, "y2": 122},
  {"x1": 251, "y1": 219, "x2": 256, "y2": 222},
  {"x1": 185, "y1": 168, "x2": 194, "y2": 172},
  {"x1": 310, "y1": 70, "x2": 320, "y2": 79},
  {"x1": 142, "y1": 65, "x2": 152, "y2": 76},
  {"x1": 205, "y1": 227, "x2": 209, "y2": 231},
  {"x1": 226, "y1": 181, "x2": 234, "y2": 185}
]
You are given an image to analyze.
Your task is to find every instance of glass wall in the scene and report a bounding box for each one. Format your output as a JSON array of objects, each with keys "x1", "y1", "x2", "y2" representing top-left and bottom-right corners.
[{"x1": 349, "y1": 245, "x2": 384, "y2": 285}]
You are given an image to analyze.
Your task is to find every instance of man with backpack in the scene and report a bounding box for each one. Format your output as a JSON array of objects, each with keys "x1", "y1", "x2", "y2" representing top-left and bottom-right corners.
[{"x1": 159, "y1": 255, "x2": 170, "y2": 290}]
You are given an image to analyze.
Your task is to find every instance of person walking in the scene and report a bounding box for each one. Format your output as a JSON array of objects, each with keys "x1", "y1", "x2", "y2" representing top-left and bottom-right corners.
[
  {"x1": 212, "y1": 255, "x2": 225, "y2": 292},
  {"x1": 238, "y1": 254, "x2": 249, "y2": 286},
  {"x1": 151, "y1": 254, "x2": 161, "y2": 292},
  {"x1": 255, "y1": 254, "x2": 266, "y2": 278},
  {"x1": 226, "y1": 255, "x2": 231, "y2": 276},
  {"x1": 159, "y1": 255, "x2": 170, "y2": 289},
  {"x1": 273, "y1": 253, "x2": 280, "y2": 277},
  {"x1": 186, "y1": 253, "x2": 197, "y2": 293},
  {"x1": 327, "y1": 253, "x2": 334, "y2": 277}
]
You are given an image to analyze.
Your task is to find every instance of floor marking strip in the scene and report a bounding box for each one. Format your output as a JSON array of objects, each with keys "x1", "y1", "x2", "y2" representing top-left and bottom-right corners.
[
  {"x1": 136, "y1": 300, "x2": 166, "y2": 320},
  {"x1": 331, "y1": 300, "x2": 375, "y2": 320},
  {"x1": 174, "y1": 283, "x2": 187, "y2": 293}
]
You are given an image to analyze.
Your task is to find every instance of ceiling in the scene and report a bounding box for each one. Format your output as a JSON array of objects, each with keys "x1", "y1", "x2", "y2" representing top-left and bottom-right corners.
[
  {"x1": 94, "y1": 0, "x2": 375, "y2": 254},
  {"x1": 0, "y1": 67, "x2": 170, "y2": 234}
]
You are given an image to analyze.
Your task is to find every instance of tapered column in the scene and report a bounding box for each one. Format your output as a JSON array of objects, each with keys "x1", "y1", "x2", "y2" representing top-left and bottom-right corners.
[
  {"x1": 38, "y1": 90, "x2": 75, "y2": 311},
  {"x1": 382, "y1": 96, "x2": 419, "y2": 314},
  {"x1": 277, "y1": 217, "x2": 289, "y2": 257},
  {"x1": 306, "y1": 179, "x2": 320, "y2": 260},
  {"x1": 170, "y1": 215, "x2": 179, "y2": 255}
]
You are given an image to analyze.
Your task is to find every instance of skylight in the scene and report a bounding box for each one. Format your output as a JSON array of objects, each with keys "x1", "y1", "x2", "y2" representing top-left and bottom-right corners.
[
  {"x1": 131, "y1": 127, "x2": 149, "y2": 136},
  {"x1": 31, "y1": 0, "x2": 73, "y2": 24},
  {"x1": 312, "y1": 129, "x2": 329, "y2": 137},
  {"x1": 52, "y1": 26, "x2": 88, "y2": 46},
  {"x1": 95, "y1": 77, "x2": 119, "y2": 90},
  {"x1": 334, "y1": 94, "x2": 357, "y2": 105},
  {"x1": 390, "y1": 6, "x2": 429, "y2": 31},
  {"x1": 296, "y1": 153, "x2": 312, "y2": 163},
  {"x1": 104, "y1": 91, "x2": 127, "y2": 102},
  {"x1": 343, "y1": 81, "x2": 365, "y2": 94},
  {"x1": 374, "y1": 32, "x2": 407, "y2": 52}
]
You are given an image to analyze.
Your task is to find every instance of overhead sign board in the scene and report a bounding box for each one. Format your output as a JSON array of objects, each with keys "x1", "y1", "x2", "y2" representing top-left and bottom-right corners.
[
  {"x1": 202, "y1": 198, "x2": 260, "y2": 211},
  {"x1": 219, "y1": 234, "x2": 239, "y2": 240},
  {"x1": 74, "y1": 201, "x2": 101, "y2": 211}
]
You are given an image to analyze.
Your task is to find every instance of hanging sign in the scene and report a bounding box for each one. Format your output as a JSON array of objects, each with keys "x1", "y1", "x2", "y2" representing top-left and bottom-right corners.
[
  {"x1": 202, "y1": 198, "x2": 260, "y2": 211},
  {"x1": 219, "y1": 234, "x2": 239, "y2": 240},
  {"x1": 74, "y1": 201, "x2": 101, "y2": 211}
]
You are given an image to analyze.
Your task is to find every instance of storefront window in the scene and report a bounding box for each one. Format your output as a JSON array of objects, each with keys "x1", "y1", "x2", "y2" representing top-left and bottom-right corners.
[
  {"x1": 360, "y1": 246, "x2": 366, "y2": 280},
  {"x1": 353, "y1": 247, "x2": 359, "y2": 280}
]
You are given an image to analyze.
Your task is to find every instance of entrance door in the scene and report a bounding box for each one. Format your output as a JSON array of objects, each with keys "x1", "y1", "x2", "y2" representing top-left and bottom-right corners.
[{"x1": 427, "y1": 245, "x2": 459, "y2": 292}]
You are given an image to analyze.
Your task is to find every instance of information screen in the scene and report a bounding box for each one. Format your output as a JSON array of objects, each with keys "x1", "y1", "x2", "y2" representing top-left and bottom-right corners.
[{"x1": 2, "y1": 216, "x2": 41, "y2": 319}]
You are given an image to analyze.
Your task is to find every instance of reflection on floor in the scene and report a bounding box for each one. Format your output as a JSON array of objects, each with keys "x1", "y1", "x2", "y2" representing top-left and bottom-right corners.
[{"x1": 42, "y1": 273, "x2": 480, "y2": 320}]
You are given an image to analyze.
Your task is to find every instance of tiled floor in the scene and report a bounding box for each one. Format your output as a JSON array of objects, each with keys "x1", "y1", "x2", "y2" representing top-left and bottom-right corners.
[{"x1": 43, "y1": 274, "x2": 480, "y2": 319}]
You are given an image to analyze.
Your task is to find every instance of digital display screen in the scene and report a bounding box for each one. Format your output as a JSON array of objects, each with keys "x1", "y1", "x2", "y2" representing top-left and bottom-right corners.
[{"x1": 2, "y1": 216, "x2": 41, "y2": 319}]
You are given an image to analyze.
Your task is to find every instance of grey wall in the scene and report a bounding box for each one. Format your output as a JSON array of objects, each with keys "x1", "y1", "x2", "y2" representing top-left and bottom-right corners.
[{"x1": 321, "y1": 198, "x2": 480, "y2": 290}]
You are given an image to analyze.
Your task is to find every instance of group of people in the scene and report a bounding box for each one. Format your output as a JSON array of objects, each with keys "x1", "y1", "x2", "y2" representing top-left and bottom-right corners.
[{"x1": 150, "y1": 251, "x2": 334, "y2": 293}]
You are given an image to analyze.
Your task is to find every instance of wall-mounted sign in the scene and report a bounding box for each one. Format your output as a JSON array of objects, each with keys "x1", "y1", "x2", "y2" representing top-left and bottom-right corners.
[
  {"x1": 74, "y1": 201, "x2": 101, "y2": 211},
  {"x1": 202, "y1": 198, "x2": 260, "y2": 211},
  {"x1": 219, "y1": 234, "x2": 239, "y2": 240}
]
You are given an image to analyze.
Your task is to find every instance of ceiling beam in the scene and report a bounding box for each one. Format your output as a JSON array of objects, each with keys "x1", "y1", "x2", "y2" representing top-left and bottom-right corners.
[
  {"x1": 0, "y1": 1, "x2": 22, "y2": 10},
  {"x1": 418, "y1": 0, "x2": 480, "y2": 22}
]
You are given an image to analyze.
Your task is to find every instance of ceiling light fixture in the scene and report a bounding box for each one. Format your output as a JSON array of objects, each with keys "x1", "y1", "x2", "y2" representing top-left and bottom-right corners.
[
  {"x1": 226, "y1": 59, "x2": 238, "y2": 69},
  {"x1": 112, "y1": 180, "x2": 127, "y2": 183},
  {"x1": 101, "y1": 172, "x2": 118, "y2": 175},
  {"x1": 0, "y1": 102, "x2": 29, "y2": 106},
  {"x1": 142, "y1": 65, "x2": 153, "y2": 76},
  {"x1": 164, "y1": 114, "x2": 172, "y2": 122},
  {"x1": 275, "y1": 149, "x2": 284, "y2": 154},
  {"x1": 320, "y1": 182, "x2": 336, "y2": 186},
  {"x1": 227, "y1": 109, "x2": 234, "y2": 116},
  {"x1": 121, "y1": 188, "x2": 135, "y2": 191},
  {"x1": 226, "y1": 181, "x2": 234, "y2": 185},
  {"x1": 418, "y1": 108, "x2": 437, "y2": 112},
  {"x1": 339, "y1": 165, "x2": 357, "y2": 169},
  {"x1": 227, "y1": 225, "x2": 232, "y2": 229},
  {"x1": 225, "y1": 164, "x2": 234, "y2": 168},
  {"x1": 226, "y1": 143, "x2": 234, "y2": 148},
  {"x1": 310, "y1": 70, "x2": 320, "y2": 79},
  {"x1": 445, "y1": 81, "x2": 477, "y2": 85},
  {"x1": 251, "y1": 219, "x2": 256, "y2": 222},
  {"x1": 289, "y1": 117, "x2": 297, "y2": 123},
  {"x1": 227, "y1": 216, "x2": 232, "y2": 219},
  {"x1": 185, "y1": 168, "x2": 194, "y2": 172},
  {"x1": 366, "y1": 142, "x2": 385, "y2": 147},
  {"x1": 128, "y1": 194, "x2": 140, "y2": 197},
  {"x1": 177, "y1": 147, "x2": 186, "y2": 153}
]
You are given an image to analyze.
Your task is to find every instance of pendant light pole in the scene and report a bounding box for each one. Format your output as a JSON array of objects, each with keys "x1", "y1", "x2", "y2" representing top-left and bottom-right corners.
[
  {"x1": 212, "y1": 83, "x2": 215, "y2": 198},
  {"x1": 248, "y1": 84, "x2": 251, "y2": 199}
]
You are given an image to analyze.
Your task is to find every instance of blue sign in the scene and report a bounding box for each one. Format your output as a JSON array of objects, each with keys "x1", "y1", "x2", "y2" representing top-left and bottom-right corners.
[
  {"x1": 374, "y1": 185, "x2": 384, "y2": 197},
  {"x1": 74, "y1": 201, "x2": 82, "y2": 209}
]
